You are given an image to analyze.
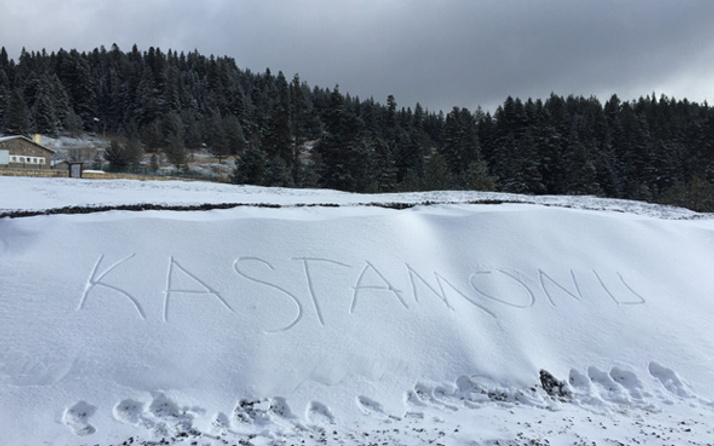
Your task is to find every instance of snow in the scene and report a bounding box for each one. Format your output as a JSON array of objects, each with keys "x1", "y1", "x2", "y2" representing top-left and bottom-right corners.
[
  {"x1": 1, "y1": 176, "x2": 713, "y2": 445},
  {"x1": 0, "y1": 176, "x2": 708, "y2": 220}
]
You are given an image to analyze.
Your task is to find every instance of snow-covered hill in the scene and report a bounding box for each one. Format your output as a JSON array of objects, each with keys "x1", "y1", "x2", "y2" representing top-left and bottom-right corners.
[{"x1": 1, "y1": 176, "x2": 713, "y2": 445}]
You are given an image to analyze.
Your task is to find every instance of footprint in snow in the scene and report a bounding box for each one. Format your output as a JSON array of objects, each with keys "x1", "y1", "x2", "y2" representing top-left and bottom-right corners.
[
  {"x1": 648, "y1": 361, "x2": 693, "y2": 398},
  {"x1": 306, "y1": 401, "x2": 335, "y2": 426},
  {"x1": 210, "y1": 412, "x2": 231, "y2": 436},
  {"x1": 610, "y1": 367, "x2": 648, "y2": 400},
  {"x1": 113, "y1": 398, "x2": 145, "y2": 425},
  {"x1": 568, "y1": 369, "x2": 592, "y2": 392},
  {"x1": 149, "y1": 392, "x2": 181, "y2": 418},
  {"x1": 408, "y1": 382, "x2": 458, "y2": 411},
  {"x1": 113, "y1": 398, "x2": 162, "y2": 432},
  {"x1": 269, "y1": 396, "x2": 296, "y2": 419},
  {"x1": 233, "y1": 398, "x2": 272, "y2": 425},
  {"x1": 567, "y1": 368, "x2": 606, "y2": 406},
  {"x1": 405, "y1": 389, "x2": 428, "y2": 408},
  {"x1": 62, "y1": 401, "x2": 96, "y2": 437},
  {"x1": 114, "y1": 393, "x2": 199, "y2": 437},
  {"x1": 588, "y1": 366, "x2": 630, "y2": 404},
  {"x1": 357, "y1": 395, "x2": 400, "y2": 422},
  {"x1": 356, "y1": 395, "x2": 385, "y2": 416}
]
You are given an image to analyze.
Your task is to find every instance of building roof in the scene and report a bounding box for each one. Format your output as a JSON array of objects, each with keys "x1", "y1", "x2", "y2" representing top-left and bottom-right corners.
[{"x1": 0, "y1": 135, "x2": 56, "y2": 153}]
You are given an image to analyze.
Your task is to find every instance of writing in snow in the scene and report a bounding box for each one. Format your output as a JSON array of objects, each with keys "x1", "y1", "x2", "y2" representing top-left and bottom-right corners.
[{"x1": 78, "y1": 254, "x2": 646, "y2": 332}]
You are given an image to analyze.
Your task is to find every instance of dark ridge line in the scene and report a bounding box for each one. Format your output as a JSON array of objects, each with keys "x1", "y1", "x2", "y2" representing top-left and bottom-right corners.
[{"x1": 0, "y1": 200, "x2": 512, "y2": 219}]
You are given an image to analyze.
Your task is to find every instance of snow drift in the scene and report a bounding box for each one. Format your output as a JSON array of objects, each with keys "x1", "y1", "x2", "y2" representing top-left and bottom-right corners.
[{"x1": 1, "y1": 177, "x2": 713, "y2": 445}]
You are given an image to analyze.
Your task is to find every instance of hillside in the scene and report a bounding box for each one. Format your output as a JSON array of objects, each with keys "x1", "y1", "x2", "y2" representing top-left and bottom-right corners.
[
  {"x1": 1, "y1": 177, "x2": 713, "y2": 445},
  {"x1": 3, "y1": 47, "x2": 714, "y2": 207}
]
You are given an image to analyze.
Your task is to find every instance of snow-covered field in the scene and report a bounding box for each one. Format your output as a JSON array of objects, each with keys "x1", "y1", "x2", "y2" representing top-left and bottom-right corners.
[{"x1": 1, "y1": 176, "x2": 713, "y2": 446}]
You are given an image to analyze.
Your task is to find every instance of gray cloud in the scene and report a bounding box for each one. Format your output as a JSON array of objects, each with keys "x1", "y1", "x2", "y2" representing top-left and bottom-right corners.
[{"x1": 2, "y1": 0, "x2": 713, "y2": 112}]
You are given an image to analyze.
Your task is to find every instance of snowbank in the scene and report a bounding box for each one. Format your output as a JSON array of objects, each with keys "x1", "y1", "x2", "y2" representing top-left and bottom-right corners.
[{"x1": 1, "y1": 177, "x2": 713, "y2": 445}]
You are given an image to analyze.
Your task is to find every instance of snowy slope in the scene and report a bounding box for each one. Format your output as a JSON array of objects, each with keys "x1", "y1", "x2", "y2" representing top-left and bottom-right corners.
[
  {"x1": 0, "y1": 176, "x2": 705, "y2": 219},
  {"x1": 1, "y1": 176, "x2": 713, "y2": 446}
]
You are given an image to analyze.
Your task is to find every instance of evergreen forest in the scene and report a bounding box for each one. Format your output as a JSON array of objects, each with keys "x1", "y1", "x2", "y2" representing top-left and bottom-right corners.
[{"x1": 1, "y1": 45, "x2": 713, "y2": 211}]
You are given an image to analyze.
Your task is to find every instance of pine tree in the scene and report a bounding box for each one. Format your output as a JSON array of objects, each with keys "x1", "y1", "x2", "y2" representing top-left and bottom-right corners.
[
  {"x1": 31, "y1": 87, "x2": 59, "y2": 135},
  {"x1": 104, "y1": 140, "x2": 130, "y2": 169},
  {"x1": 400, "y1": 168, "x2": 423, "y2": 192},
  {"x1": 0, "y1": 47, "x2": 9, "y2": 71},
  {"x1": 262, "y1": 102, "x2": 292, "y2": 163},
  {"x1": 317, "y1": 87, "x2": 374, "y2": 192},
  {"x1": 48, "y1": 73, "x2": 72, "y2": 127},
  {"x1": 164, "y1": 133, "x2": 188, "y2": 170},
  {"x1": 159, "y1": 111, "x2": 183, "y2": 146},
  {"x1": 512, "y1": 129, "x2": 546, "y2": 194},
  {"x1": 262, "y1": 71, "x2": 293, "y2": 173},
  {"x1": 0, "y1": 67, "x2": 11, "y2": 128},
  {"x1": 205, "y1": 109, "x2": 229, "y2": 163},
  {"x1": 64, "y1": 109, "x2": 84, "y2": 136},
  {"x1": 465, "y1": 160, "x2": 497, "y2": 191},
  {"x1": 126, "y1": 137, "x2": 144, "y2": 168},
  {"x1": 659, "y1": 176, "x2": 714, "y2": 212},
  {"x1": 134, "y1": 64, "x2": 161, "y2": 127},
  {"x1": 563, "y1": 135, "x2": 601, "y2": 195},
  {"x1": 4, "y1": 88, "x2": 33, "y2": 134},
  {"x1": 55, "y1": 49, "x2": 96, "y2": 127},
  {"x1": 223, "y1": 113, "x2": 247, "y2": 155},
  {"x1": 28, "y1": 74, "x2": 62, "y2": 135},
  {"x1": 180, "y1": 110, "x2": 203, "y2": 149},
  {"x1": 423, "y1": 152, "x2": 452, "y2": 191},
  {"x1": 289, "y1": 74, "x2": 310, "y2": 142},
  {"x1": 263, "y1": 156, "x2": 295, "y2": 187},
  {"x1": 104, "y1": 138, "x2": 143, "y2": 170},
  {"x1": 441, "y1": 107, "x2": 480, "y2": 177},
  {"x1": 141, "y1": 120, "x2": 163, "y2": 151},
  {"x1": 232, "y1": 145, "x2": 267, "y2": 185},
  {"x1": 373, "y1": 138, "x2": 398, "y2": 192}
]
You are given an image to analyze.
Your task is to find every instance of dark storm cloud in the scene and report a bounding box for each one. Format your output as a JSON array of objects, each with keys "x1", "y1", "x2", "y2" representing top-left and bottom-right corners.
[{"x1": 2, "y1": 0, "x2": 713, "y2": 112}]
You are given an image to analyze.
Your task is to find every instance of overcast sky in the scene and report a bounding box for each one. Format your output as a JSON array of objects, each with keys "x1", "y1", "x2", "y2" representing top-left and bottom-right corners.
[{"x1": 2, "y1": 0, "x2": 713, "y2": 112}]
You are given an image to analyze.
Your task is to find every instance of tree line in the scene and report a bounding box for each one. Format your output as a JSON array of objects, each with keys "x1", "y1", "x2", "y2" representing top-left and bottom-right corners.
[{"x1": 1, "y1": 45, "x2": 713, "y2": 210}]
